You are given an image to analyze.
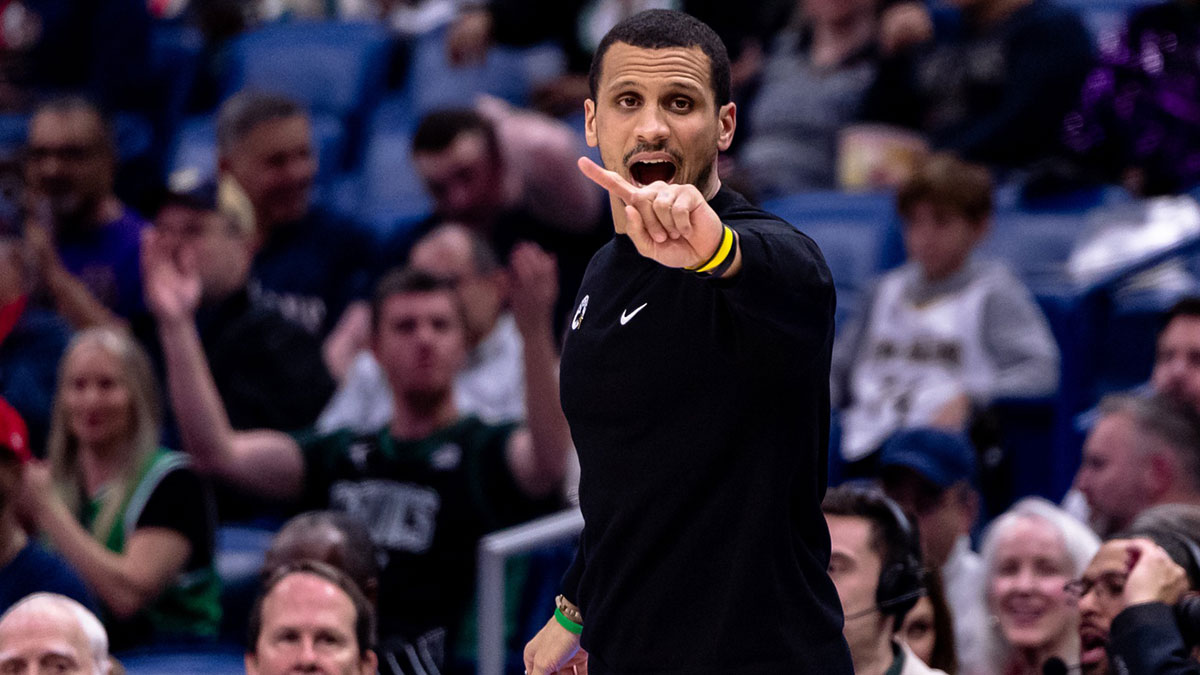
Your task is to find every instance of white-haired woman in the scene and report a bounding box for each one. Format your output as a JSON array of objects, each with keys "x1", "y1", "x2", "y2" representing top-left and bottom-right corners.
[
  {"x1": 972, "y1": 497, "x2": 1100, "y2": 675},
  {"x1": 14, "y1": 327, "x2": 219, "y2": 649}
]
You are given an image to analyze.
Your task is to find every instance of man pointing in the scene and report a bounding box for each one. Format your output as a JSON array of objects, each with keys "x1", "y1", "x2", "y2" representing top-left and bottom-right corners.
[{"x1": 523, "y1": 10, "x2": 853, "y2": 675}]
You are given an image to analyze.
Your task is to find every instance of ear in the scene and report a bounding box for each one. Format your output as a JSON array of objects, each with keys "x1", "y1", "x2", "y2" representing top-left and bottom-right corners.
[
  {"x1": 717, "y1": 102, "x2": 736, "y2": 152},
  {"x1": 1148, "y1": 451, "x2": 1177, "y2": 497},
  {"x1": 584, "y1": 99, "x2": 598, "y2": 148},
  {"x1": 360, "y1": 649, "x2": 379, "y2": 675}
]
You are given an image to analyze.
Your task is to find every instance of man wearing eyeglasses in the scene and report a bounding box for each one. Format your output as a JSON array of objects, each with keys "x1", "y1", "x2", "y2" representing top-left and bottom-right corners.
[
  {"x1": 1072, "y1": 507, "x2": 1200, "y2": 675},
  {"x1": 22, "y1": 96, "x2": 149, "y2": 328}
]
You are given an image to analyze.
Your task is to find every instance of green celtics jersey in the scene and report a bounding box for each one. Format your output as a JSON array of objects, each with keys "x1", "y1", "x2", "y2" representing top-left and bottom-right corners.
[
  {"x1": 294, "y1": 416, "x2": 561, "y2": 652},
  {"x1": 83, "y1": 448, "x2": 221, "y2": 646}
]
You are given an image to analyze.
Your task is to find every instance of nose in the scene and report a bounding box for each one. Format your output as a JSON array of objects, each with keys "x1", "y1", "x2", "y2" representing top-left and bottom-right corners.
[{"x1": 633, "y1": 105, "x2": 670, "y2": 145}]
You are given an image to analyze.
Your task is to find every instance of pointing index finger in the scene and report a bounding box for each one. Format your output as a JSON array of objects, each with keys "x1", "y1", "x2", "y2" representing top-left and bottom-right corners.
[{"x1": 578, "y1": 156, "x2": 635, "y2": 204}]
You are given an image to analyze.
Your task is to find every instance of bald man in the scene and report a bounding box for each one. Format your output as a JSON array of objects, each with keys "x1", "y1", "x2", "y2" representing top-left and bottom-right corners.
[{"x1": 0, "y1": 593, "x2": 112, "y2": 675}]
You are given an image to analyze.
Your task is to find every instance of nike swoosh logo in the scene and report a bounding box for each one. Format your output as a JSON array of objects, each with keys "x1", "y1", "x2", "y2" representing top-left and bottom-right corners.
[{"x1": 620, "y1": 303, "x2": 648, "y2": 326}]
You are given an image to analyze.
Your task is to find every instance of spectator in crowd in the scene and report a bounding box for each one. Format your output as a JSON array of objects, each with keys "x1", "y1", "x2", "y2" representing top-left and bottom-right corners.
[
  {"x1": 737, "y1": 0, "x2": 884, "y2": 196},
  {"x1": 1072, "y1": 504, "x2": 1200, "y2": 675},
  {"x1": 0, "y1": 593, "x2": 113, "y2": 675},
  {"x1": 322, "y1": 224, "x2": 530, "y2": 432},
  {"x1": 823, "y1": 485, "x2": 946, "y2": 675},
  {"x1": 899, "y1": 569, "x2": 959, "y2": 674},
  {"x1": 407, "y1": 107, "x2": 606, "y2": 331},
  {"x1": 1064, "y1": 0, "x2": 1200, "y2": 196},
  {"x1": 0, "y1": 235, "x2": 70, "y2": 452},
  {"x1": 1152, "y1": 297, "x2": 1200, "y2": 416},
  {"x1": 23, "y1": 97, "x2": 150, "y2": 327},
  {"x1": 1075, "y1": 393, "x2": 1200, "y2": 537},
  {"x1": 977, "y1": 498, "x2": 1100, "y2": 675},
  {"x1": 246, "y1": 561, "x2": 377, "y2": 675},
  {"x1": 262, "y1": 510, "x2": 450, "y2": 675},
  {"x1": 12, "y1": 327, "x2": 220, "y2": 649},
  {"x1": 0, "y1": 0, "x2": 150, "y2": 112},
  {"x1": 831, "y1": 153, "x2": 1060, "y2": 468},
  {"x1": 155, "y1": 267, "x2": 571, "y2": 668},
  {"x1": 879, "y1": 429, "x2": 986, "y2": 673},
  {"x1": 216, "y1": 91, "x2": 374, "y2": 339},
  {"x1": 859, "y1": 0, "x2": 1093, "y2": 170},
  {"x1": 146, "y1": 173, "x2": 335, "y2": 435},
  {"x1": 0, "y1": 398, "x2": 93, "y2": 615}
]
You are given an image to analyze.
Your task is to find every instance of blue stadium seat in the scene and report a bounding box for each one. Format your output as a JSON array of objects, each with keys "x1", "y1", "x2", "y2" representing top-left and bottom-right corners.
[
  {"x1": 762, "y1": 191, "x2": 899, "y2": 322},
  {"x1": 117, "y1": 644, "x2": 245, "y2": 675},
  {"x1": 223, "y1": 22, "x2": 391, "y2": 121},
  {"x1": 216, "y1": 525, "x2": 277, "y2": 645},
  {"x1": 976, "y1": 212, "x2": 1089, "y2": 285},
  {"x1": 400, "y1": 27, "x2": 564, "y2": 124}
]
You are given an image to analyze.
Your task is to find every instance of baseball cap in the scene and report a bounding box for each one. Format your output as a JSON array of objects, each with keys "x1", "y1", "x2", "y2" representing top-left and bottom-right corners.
[
  {"x1": 0, "y1": 398, "x2": 30, "y2": 464},
  {"x1": 162, "y1": 170, "x2": 256, "y2": 237},
  {"x1": 879, "y1": 428, "x2": 976, "y2": 489}
]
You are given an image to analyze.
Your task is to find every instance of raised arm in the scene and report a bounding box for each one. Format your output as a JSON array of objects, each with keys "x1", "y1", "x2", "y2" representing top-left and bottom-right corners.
[
  {"x1": 505, "y1": 243, "x2": 573, "y2": 498},
  {"x1": 25, "y1": 214, "x2": 121, "y2": 329},
  {"x1": 142, "y1": 229, "x2": 304, "y2": 500}
]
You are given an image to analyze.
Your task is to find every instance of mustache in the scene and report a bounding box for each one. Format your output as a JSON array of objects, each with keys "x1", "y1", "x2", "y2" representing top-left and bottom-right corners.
[{"x1": 623, "y1": 143, "x2": 683, "y2": 167}]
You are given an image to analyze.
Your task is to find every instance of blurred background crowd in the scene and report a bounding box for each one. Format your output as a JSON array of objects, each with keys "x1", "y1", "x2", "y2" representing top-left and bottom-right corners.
[{"x1": 0, "y1": 0, "x2": 1199, "y2": 673}]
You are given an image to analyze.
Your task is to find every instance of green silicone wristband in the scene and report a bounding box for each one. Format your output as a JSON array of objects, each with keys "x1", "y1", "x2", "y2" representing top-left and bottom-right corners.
[{"x1": 553, "y1": 607, "x2": 583, "y2": 634}]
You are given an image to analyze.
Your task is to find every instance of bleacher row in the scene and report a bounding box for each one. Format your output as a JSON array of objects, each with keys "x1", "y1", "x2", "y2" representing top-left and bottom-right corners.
[{"x1": 9, "y1": 0, "x2": 1187, "y2": 671}]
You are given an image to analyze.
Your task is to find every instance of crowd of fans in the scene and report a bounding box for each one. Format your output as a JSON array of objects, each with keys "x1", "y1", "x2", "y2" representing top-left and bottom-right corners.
[{"x1": 0, "y1": 0, "x2": 1199, "y2": 673}]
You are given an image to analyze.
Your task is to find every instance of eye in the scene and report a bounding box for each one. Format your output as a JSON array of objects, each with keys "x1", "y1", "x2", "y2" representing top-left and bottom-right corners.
[
  {"x1": 616, "y1": 95, "x2": 640, "y2": 108},
  {"x1": 668, "y1": 97, "x2": 693, "y2": 112}
]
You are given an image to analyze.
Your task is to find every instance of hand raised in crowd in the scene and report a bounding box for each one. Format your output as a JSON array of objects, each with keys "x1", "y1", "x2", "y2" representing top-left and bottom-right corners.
[
  {"x1": 878, "y1": 1, "x2": 934, "y2": 56},
  {"x1": 509, "y1": 242, "x2": 558, "y2": 336},
  {"x1": 578, "y1": 157, "x2": 728, "y2": 272},
  {"x1": 1121, "y1": 538, "x2": 1190, "y2": 608},
  {"x1": 10, "y1": 459, "x2": 57, "y2": 527},
  {"x1": 524, "y1": 616, "x2": 588, "y2": 675},
  {"x1": 23, "y1": 200, "x2": 63, "y2": 279},
  {"x1": 141, "y1": 228, "x2": 201, "y2": 324}
]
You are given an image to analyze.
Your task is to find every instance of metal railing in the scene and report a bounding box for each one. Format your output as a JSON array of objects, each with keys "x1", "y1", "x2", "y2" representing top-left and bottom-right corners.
[{"x1": 476, "y1": 508, "x2": 584, "y2": 675}]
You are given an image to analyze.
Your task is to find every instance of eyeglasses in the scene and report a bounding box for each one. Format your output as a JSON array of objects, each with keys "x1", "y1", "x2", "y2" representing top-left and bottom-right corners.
[
  {"x1": 25, "y1": 143, "x2": 103, "y2": 163},
  {"x1": 1064, "y1": 571, "x2": 1127, "y2": 601}
]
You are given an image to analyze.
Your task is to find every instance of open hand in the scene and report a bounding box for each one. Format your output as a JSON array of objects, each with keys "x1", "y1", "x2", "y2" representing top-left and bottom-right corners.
[
  {"x1": 141, "y1": 228, "x2": 201, "y2": 324},
  {"x1": 509, "y1": 242, "x2": 558, "y2": 335},
  {"x1": 578, "y1": 157, "x2": 725, "y2": 271}
]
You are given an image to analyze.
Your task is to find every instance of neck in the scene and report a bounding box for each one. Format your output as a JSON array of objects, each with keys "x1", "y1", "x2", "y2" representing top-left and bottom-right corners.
[
  {"x1": 971, "y1": 0, "x2": 1032, "y2": 26},
  {"x1": 850, "y1": 627, "x2": 896, "y2": 675},
  {"x1": 810, "y1": 10, "x2": 876, "y2": 68},
  {"x1": 0, "y1": 509, "x2": 27, "y2": 567},
  {"x1": 390, "y1": 391, "x2": 459, "y2": 440},
  {"x1": 1008, "y1": 632, "x2": 1078, "y2": 675},
  {"x1": 79, "y1": 442, "x2": 130, "y2": 494}
]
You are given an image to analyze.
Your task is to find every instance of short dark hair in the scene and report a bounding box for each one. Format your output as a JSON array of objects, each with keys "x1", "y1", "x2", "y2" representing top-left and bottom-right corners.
[
  {"x1": 588, "y1": 10, "x2": 732, "y2": 107},
  {"x1": 412, "y1": 108, "x2": 501, "y2": 165},
  {"x1": 1163, "y1": 297, "x2": 1200, "y2": 333},
  {"x1": 265, "y1": 511, "x2": 380, "y2": 596},
  {"x1": 217, "y1": 90, "x2": 308, "y2": 154},
  {"x1": 370, "y1": 266, "x2": 462, "y2": 332},
  {"x1": 896, "y1": 153, "x2": 994, "y2": 225},
  {"x1": 29, "y1": 96, "x2": 116, "y2": 158},
  {"x1": 248, "y1": 560, "x2": 377, "y2": 656},
  {"x1": 822, "y1": 484, "x2": 924, "y2": 622},
  {"x1": 415, "y1": 223, "x2": 502, "y2": 276}
]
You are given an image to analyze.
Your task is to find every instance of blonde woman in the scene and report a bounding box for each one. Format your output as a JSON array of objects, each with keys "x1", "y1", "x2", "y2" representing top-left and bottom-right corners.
[
  {"x1": 15, "y1": 327, "x2": 219, "y2": 648},
  {"x1": 974, "y1": 498, "x2": 1100, "y2": 675}
]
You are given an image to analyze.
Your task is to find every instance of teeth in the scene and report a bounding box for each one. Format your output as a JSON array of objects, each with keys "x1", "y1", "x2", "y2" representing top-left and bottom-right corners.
[{"x1": 639, "y1": 159, "x2": 670, "y2": 164}]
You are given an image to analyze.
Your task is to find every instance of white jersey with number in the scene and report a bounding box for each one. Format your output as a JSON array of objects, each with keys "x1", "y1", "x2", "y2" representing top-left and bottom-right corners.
[{"x1": 841, "y1": 265, "x2": 998, "y2": 461}]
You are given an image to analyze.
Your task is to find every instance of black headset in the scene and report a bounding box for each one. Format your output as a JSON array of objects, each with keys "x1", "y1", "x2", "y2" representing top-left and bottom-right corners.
[
  {"x1": 837, "y1": 484, "x2": 928, "y2": 621},
  {"x1": 874, "y1": 492, "x2": 928, "y2": 620}
]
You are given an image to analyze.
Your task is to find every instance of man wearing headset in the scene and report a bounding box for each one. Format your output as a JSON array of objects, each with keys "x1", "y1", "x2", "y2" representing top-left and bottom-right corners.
[{"x1": 823, "y1": 485, "x2": 948, "y2": 675}]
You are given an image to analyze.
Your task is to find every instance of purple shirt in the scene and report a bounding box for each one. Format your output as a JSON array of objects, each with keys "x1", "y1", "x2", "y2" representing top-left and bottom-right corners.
[{"x1": 55, "y1": 207, "x2": 149, "y2": 319}]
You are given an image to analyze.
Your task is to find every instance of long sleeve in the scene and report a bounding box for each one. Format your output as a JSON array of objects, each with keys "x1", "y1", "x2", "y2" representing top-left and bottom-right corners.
[
  {"x1": 978, "y1": 272, "x2": 1060, "y2": 402},
  {"x1": 1107, "y1": 602, "x2": 1200, "y2": 675}
]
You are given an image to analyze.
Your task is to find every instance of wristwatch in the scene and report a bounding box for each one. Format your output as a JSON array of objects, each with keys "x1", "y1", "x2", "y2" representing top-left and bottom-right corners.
[{"x1": 555, "y1": 594, "x2": 583, "y2": 624}]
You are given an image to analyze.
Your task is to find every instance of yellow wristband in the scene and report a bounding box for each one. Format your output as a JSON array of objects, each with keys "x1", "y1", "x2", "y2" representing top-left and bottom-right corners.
[{"x1": 690, "y1": 225, "x2": 734, "y2": 274}]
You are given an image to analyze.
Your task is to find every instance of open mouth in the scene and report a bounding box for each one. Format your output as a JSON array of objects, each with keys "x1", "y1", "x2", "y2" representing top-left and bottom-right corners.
[
  {"x1": 629, "y1": 159, "x2": 677, "y2": 187},
  {"x1": 1078, "y1": 626, "x2": 1108, "y2": 663}
]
